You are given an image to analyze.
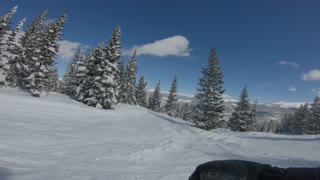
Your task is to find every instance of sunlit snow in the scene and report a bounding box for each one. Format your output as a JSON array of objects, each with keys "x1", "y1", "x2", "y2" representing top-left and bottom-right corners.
[{"x1": 0, "y1": 88, "x2": 319, "y2": 180}]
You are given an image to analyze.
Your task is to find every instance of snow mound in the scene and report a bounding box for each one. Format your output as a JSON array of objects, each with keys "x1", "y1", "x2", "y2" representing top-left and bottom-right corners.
[{"x1": 0, "y1": 87, "x2": 319, "y2": 180}]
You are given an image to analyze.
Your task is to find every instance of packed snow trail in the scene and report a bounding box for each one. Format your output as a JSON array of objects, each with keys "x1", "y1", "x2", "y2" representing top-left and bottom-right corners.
[{"x1": 0, "y1": 88, "x2": 319, "y2": 180}]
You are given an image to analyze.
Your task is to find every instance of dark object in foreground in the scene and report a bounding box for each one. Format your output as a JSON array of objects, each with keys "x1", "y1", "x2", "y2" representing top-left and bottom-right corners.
[{"x1": 189, "y1": 160, "x2": 320, "y2": 180}]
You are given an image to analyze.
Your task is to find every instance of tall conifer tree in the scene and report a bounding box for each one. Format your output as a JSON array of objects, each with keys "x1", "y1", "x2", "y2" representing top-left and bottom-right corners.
[
  {"x1": 164, "y1": 77, "x2": 179, "y2": 117},
  {"x1": 149, "y1": 81, "x2": 162, "y2": 112},
  {"x1": 194, "y1": 48, "x2": 225, "y2": 130},
  {"x1": 136, "y1": 75, "x2": 148, "y2": 107},
  {"x1": 126, "y1": 50, "x2": 137, "y2": 105},
  {"x1": 228, "y1": 86, "x2": 255, "y2": 132}
]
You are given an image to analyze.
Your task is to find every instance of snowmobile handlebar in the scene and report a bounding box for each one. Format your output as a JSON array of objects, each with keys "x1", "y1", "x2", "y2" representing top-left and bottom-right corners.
[{"x1": 189, "y1": 160, "x2": 320, "y2": 180}]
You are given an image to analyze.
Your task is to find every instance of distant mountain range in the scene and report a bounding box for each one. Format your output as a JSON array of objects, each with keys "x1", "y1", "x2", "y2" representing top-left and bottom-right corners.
[{"x1": 148, "y1": 90, "x2": 304, "y2": 123}]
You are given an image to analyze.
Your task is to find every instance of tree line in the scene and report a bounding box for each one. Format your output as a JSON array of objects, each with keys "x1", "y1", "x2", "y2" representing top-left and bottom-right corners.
[
  {"x1": 279, "y1": 97, "x2": 320, "y2": 135},
  {"x1": 1, "y1": 6, "x2": 319, "y2": 134},
  {"x1": 0, "y1": 7, "x2": 66, "y2": 96}
]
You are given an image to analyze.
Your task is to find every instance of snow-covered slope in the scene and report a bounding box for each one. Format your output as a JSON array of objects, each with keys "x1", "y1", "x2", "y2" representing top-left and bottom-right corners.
[{"x1": 0, "y1": 88, "x2": 319, "y2": 180}]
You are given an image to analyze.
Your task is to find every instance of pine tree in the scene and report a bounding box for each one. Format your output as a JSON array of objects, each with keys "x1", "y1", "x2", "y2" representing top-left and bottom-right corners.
[
  {"x1": 0, "y1": 6, "x2": 18, "y2": 85},
  {"x1": 76, "y1": 50, "x2": 93, "y2": 101},
  {"x1": 149, "y1": 81, "x2": 162, "y2": 112},
  {"x1": 300, "y1": 104, "x2": 311, "y2": 134},
  {"x1": 182, "y1": 103, "x2": 192, "y2": 120},
  {"x1": 17, "y1": 9, "x2": 48, "y2": 93},
  {"x1": 48, "y1": 68, "x2": 59, "y2": 92},
  {"x1": 116, "y1": 60, "x2": 127, "y2": 103},
  {"x1": 5, "y1": 18, "x2": 26, "y2": 86},
  {"x1": 73, "y1": 50, "x2": 87, "y2": 98},
  {"x1": 280, "y1": 113, "x2": 294, "y2": 134},
  {"x1": 177, "y1": 103, "x2": 192, "y2": 121},
  {"x1": 164, "y1": 77, "x2": 179, "y2": 117},
  {"x1": 251, "y1": 100, "x2": 258, "y2": 131},
  {"x1": 136, "y1": 75, "x2": 148, "y2": 107},
  {"x1": 82, "y1": 43, "x2": 117, "y2": 109},
  {"x1": 40, "y1": 11, "x2": 67, "y2": 92},
  {"x1": 148, "y1": 94, "x2": 152, "y2": 109},
  {"x1": 63, "y1": 47, "x2": 84, "y2": 96},
  {"x1": 126, "y1": 50, "x2": 137, "y2": 105},
  {"x1": 310, "y1": 96, "x2": 320, "y2": 134},
  {"x1": 96, "y1": 26, "x2": 122, "y2": 107},
  {"x1": 0, "y1": 6, "x2": 18, "y2": 57},
  {"x1": 194, "y1": 48, "x2": 225, "y2": 130},
  {"x1": 104, "y1": 26, "x2": 121, "y2": 63},
  {"x1": 228, "y1": 86, "x2": 255, "y2": 132}
]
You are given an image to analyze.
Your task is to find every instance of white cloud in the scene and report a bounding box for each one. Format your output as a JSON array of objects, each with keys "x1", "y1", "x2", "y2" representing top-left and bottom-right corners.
[
  {"x1": 288, "y1": 86, "x2": 297, "y2": 92},
  {"x1": 123, "y1": 35, "x2": 191, "y2": 57},
  {"x1": 302, "y1": 70, "x2": 320, "y2": 81},
  {"x1": 278, "y1": 61, "x2": 299, "y2": 67},
  {"x1": 58, "y1": 40, "x2": 89, "y2": 61},
  {"x1": 311, "y1": 88, "x2": 320, "y2": 96}
]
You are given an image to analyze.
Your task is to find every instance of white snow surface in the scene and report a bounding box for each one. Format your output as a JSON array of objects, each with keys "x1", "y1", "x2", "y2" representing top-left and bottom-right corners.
[{"x1": 0, "y1": 87, "x2": 319, "y2": 180}]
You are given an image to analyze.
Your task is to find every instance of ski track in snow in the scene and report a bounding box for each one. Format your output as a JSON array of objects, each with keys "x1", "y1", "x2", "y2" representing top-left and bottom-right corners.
[{"x1": 0, "y1": 87, "x2": 319, "y2": 180}]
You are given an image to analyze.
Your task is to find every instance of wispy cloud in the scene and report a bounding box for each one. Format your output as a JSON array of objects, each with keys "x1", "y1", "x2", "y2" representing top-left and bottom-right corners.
[
  {"x1": 57, "y1": 40, "x2": 89, "y2": 61},
  {"x1": 302, "y1": 70, "x2": 320, "y2": 81},
  {"x1": 278, "y1": 61, "x2": 300, "y2": 67},
  {"x1": 288, "y1": 86, "x2": 297, "y2": 92},
  {"x1": 123, "y1": 35, "x2": 191, "y2": 57}
]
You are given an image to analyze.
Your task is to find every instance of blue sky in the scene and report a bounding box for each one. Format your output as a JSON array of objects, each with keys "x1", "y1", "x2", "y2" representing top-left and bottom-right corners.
[{"x1": 1, "y1": 0, "x2": 320, "y2": 103}]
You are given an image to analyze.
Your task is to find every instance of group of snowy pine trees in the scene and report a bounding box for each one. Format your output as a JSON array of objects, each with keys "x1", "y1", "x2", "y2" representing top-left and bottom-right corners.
[
  {"x1": 61, "y1": 27, "x2": 121, "y2": 109},
  {"x1": 193, "y1": 48, "x2": 256, "y2": 131},
  {"x1": 61, "y1": 36, "x2": 183, "y2": 115},
  {"x1": 0, "y1": 7, "x2": 67, "y2": 96},
  {"x1": 280, "y1": 96, "x2": 320, "y2": 135}
]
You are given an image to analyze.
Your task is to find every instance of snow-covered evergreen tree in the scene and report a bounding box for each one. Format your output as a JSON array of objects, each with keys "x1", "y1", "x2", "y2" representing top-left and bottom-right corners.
[
  {"x1": 310, "y1": 96, "x2": 320, "y2": 134},
  {"x1": 300, "y1": 104, "x2": 312, "y2": 134},
  {"x1": 17, "y1": 9, "x2": 48, "y2": 95},
  {"x1": 5, "y1": 18, "x2": 26, "y2": 86},
  {"x1": 251, "y1": 100, "x2": 258, "y2": 131},
  {"x1": 149, "y1": 81, "x2": 162, "y2": 112},
  {"x1": 48, "y1": 67, "x2": 59, "y2": 92},
  {"x1": 0, "y1": 6, "x2": 18, "y2": 85},
  {"x1": 81, "y1": 43, "x2": 117, "y2": 109},
  {"x1": 287, "y1": 104, "x2": 307, "y2": 134},
  {"x1": 104, "y1": 26, "x2": 121, "y2": 96},
  {"x1": 104, "y1": 26, "x2": 121, "y2": 63},
  {"x1": 62, "y1": 47, "x2": 84, "y2": 96},
  {"x1": 136, "y1": 75, "x2": 148, "y2": 107},
  {"x1": 76, "y1": 50, "x2": 93, "y2": 101},
  {"x1": 40, "y1": 11, "x2": 67, "y2": 92},
  {"x1": 228, "y1": 86, "x2": 255, "y2": 132},
  {"x1": 148, "y1": 94, "x2": 152, "y2": 109},
  {"x1": 194, "y1": 48, "x2": 225, "y2": 130},
  {"x1": 73, "y1": 51, "x2": 87, "y2": 98},
  {"x1": 164, "y1": 77, "x2": 179, "y2": 117},
  {"x1": 126, "y1": 50, "x2": 137, "y2": 105},
  {"x1": 0, "y1": 6, "x2": 18, "y2": 58},
  {"x1": 116, "y1": 60, "x2": 127, "y2": 103},
  {"x1": 177, "y1": 103, "x2": 192, "y2": 121}
]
